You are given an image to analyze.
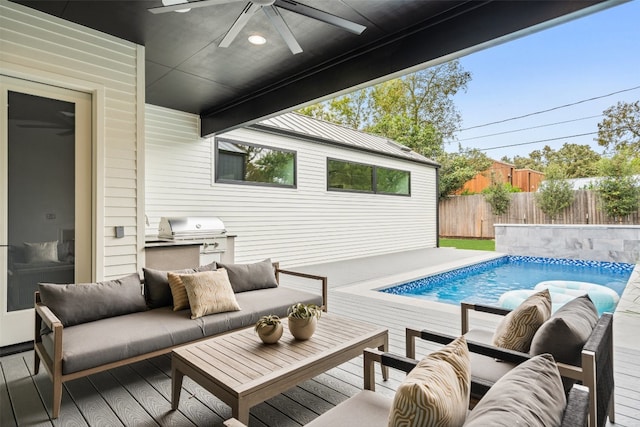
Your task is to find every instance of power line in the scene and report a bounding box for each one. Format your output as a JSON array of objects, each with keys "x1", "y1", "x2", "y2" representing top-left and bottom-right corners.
[
  {"x1": 459, "y1": 85, "x2": 640, "y2": 131},
  {"x1": 455, "y1": 114, "x2": 602, "y2": 142},
  {"x1": 481, "y1": 131, "x2": 598, "y2": 151}
]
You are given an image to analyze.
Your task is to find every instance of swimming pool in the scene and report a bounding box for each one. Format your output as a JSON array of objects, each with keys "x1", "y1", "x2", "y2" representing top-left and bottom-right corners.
[{"x1": 380, "y1": 255, "x2": 634, "y2": 312}]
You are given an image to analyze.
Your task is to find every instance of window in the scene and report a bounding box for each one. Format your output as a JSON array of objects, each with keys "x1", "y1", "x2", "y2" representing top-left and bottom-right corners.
[
  {"x1": 216, "y1": 139, "x2": 296, "y2": 187},
  {"x1": 377, "y1": 167, "x2": 410, "y2": 195},
  {"x1": 328, "y1": 159, "x2": 373, "y2": 192},
  {"x1": 327, "y1": 159, "x2": 410, "y2": 196}
]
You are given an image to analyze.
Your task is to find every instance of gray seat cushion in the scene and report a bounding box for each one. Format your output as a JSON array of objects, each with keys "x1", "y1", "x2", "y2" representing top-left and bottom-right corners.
[
  {"x1": 306, "y1": 390, "x2": 392, "y2": 427},
  {"x1": 465, "y1": 328, "x2": 517, "y2": 385},
  {"x1": 43, "y1": 286, "x2": 322, "y2": 375}
]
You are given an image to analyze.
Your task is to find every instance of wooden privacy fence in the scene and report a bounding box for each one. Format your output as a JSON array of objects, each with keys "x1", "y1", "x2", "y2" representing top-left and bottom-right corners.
[{"x1": 439, "y1": 190, "x2": 640, "y2": 239}]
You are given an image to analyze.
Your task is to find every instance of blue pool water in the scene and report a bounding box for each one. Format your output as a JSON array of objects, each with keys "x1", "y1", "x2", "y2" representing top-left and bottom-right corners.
[{"x1": 380, "y1": 256, "x2": 634, "y2": 309}]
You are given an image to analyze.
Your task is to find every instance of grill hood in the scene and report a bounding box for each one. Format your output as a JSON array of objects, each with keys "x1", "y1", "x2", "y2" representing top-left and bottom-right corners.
[{"x1": 158, "y1": 216, "x2": 226, "y2": 240}]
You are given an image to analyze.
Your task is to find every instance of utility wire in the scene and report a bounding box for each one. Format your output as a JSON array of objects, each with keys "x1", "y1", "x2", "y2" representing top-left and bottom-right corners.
[
  {"x1": 481, "y1": 131, "x2": 598, "y2": 151},
  {"x1": 460, "y1": 85, "x2": 640, "y2": 131},
  {"x1": 456, "y1": 114, "x2": 602, "y2": 142}
]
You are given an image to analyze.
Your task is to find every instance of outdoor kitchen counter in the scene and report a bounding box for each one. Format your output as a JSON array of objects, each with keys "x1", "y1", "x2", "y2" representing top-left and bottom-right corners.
[{"x1": 145, "y1": 239, "x2": 203, "y2": 270}]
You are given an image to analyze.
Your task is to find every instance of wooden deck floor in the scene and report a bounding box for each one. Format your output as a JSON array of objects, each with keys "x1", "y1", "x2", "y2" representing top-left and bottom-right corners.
[{"x1": 2, "y1": 249, "x2": 639, "y2": 426}]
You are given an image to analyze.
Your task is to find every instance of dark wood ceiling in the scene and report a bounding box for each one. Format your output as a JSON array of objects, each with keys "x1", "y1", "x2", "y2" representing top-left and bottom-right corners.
[{"x1": 12, "y1": 0, "x2": 611, "y2": 136}]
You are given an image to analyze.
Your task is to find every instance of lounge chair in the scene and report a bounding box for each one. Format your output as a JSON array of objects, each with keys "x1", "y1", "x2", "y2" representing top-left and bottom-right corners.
[{"x1": 406, "y1": 299, "x2": 614, "y2": 427}]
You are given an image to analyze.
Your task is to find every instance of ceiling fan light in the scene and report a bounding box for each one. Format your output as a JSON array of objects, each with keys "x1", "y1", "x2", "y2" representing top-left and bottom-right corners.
[
  {"x1": 248, "y1": 34, "x2": 267, "y2": 45},
  {"x1": 161, "y1": 0, "x2": 191, "y2": 13}
]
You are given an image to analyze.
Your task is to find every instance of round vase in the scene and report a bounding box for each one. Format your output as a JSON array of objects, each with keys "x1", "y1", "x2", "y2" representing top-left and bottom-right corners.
[
  {"x1": 288, "y1": 316, "x2": 317, "y2": 340},
  {"x1": 257, "y1": 323, "x2": 283, "y2": 344}
]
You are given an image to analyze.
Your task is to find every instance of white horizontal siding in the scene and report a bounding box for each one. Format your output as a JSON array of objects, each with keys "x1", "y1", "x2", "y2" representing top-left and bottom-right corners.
[
  {"x1": 146, "y1": 105, "x2": 437, "y2": 268},
  {"x1": 1, "y1": 2, "x2": 141, "y2": 280}
]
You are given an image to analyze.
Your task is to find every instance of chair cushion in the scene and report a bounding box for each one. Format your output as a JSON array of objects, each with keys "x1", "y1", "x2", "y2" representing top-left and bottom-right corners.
[
  {"x1": 463, "y1": 353, "x2": 566, "y2": 427},
  {"x1": 492, "y1": 289, "x2": 551, "y2": 352},
  {"x1": 38, "y1": 273, "x2": 146, "y2": 327},
  {"x1": 180, "y1": 269, "x2": 241, "y2": 319},
  {"x1": 306, "y1": 390, "x2": 392, "y2": 427},
  {"x1": 388, "y1": 335, "x2": 470, "y2": 427},
  {"x1": 143, "y1": 262, "x2": 216, "y2": 308},
  {"x1": 217, "y1": 259, "x2": 278, "y2": 293},
  {"x1": 530, "y1": 294, "x2": 598, "y2": 365}
]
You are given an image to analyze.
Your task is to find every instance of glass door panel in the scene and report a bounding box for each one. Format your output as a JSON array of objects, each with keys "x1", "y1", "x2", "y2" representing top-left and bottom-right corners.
[{"x1": 7, "y1": 92, "x2": 76, "y2": 311}]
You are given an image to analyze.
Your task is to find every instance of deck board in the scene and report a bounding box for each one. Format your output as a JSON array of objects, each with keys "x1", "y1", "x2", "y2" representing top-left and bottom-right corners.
[{"x1": 2, "y1": 248, "x2": 639, "y2": 426}]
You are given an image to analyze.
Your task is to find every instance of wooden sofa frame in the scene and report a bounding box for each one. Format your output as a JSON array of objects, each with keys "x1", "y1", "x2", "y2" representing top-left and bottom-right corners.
[
  {"x1": 33, "y1": 262, "x2": 327, "y2": 419},
  {"x1": 224, "y1": 348, "x2": 590, "y2": 427},
  {"x1": 406, "y1": 302, "x2": 614, "y2": 427}
]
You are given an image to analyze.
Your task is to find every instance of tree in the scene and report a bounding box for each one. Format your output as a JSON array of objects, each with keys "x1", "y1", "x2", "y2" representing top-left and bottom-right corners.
[
  {"x1": 595, "y1": 151, "x2": 640, "y2": 221},
  {"x1": 504, "y1": 143, "x2": 601, "y2": 178},
  {"x1": 298, "y1": 60, "x2": 472, "y2": 158},
  {"x1": 534, "y1": 164, "x2": 575, "y2": 221},
  {"x1": 437, "y1": 148, "x2": 492, "y2": 199},
  {"x1": 482, "y1": 172, "x2": 512, "y2": 216},
  {"x1": 597, "y1": 100, "x2": 640, "y2": 155}
]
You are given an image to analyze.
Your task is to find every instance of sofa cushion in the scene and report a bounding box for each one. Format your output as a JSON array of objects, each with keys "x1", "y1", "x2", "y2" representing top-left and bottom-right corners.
[
  {"x1": 39, "y1": 273, "x2": 146, "y2": 327},
  {"x1": 180, "y1": 269, "x2": 241, "y2": 319},
  {"x1": 492, "y1": 289, "x2": 551, "y2": 352},
  {"x1": 530, "y1": 294, "x2": 598, "y2": 365},
  {"x1": 41, "y1": 286, "x2": 323, "y2": 375},
  {"x1": 217, "y1": 259, "x2": 278, "y2": 293},
  {"x1": 167, "y1": 272, "x2": 190, "y2": 311},
  {"x1": 306, "y1": 390, "x2": 392, "y2": 427},
  {"x1": 463, "y1": 354, "x2": 566, "y2": 427},
  {"x1": 389, "y1": 335, "x2": 470, "y2": 427},
  {"x1": 143, "y1": 262, "x2": 216, "y2": 308}
]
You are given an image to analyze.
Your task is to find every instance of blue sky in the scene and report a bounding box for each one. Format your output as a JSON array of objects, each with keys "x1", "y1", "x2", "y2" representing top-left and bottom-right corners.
[{"x1": 449, "y1": 0, "x2": 640, "y2": 161}]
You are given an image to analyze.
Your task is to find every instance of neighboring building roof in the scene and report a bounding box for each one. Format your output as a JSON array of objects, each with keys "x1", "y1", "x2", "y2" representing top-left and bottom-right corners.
[
  {"x1": 565, "y1": 175, "x2": 640, "y2": 190},
  {"x1": 251, "y1": 112, "x2": 439, "y2": 167}
]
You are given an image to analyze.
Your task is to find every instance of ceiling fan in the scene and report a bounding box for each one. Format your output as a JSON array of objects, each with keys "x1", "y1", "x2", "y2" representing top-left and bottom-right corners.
[
  {"x1": 16, "y1": 111, "x2": 75, "y2": 136},
  {"x1": 149, "y1": 0, "x2": 367, "y2": 55}
]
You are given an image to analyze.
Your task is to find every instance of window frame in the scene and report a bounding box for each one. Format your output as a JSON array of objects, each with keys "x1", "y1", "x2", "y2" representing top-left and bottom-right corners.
[
  {"x1": 326, "y1": 158, "x2": 411, "y2": 196},
  {"x1": 215, "y1": 138, "x2": 297, "y2": 188}
]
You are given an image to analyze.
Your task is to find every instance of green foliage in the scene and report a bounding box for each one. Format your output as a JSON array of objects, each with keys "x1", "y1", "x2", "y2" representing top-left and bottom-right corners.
[
  {"x1": 287, "y1": 303, "x2": 322, "y2": 320},
  {"x1": 595, "y1": 151, "x2": 640, "y2": 220},
  {"x1": 437, "y1": 148, "x2": 492, "y2": 199},
  {"x1": 482, "y1": 174, "x2": 512, "y2": 215},
  {"x1": 254, "y1": 315, "x2": 281, "y2": 332},
  {"x1": 439, "y1": 238, "x2": 495, "y2": 251},
  {"x1": 507, "y1": 143, "x2": 602, "y2": 178},
  {"x1": 597, "y1": 100, "x2": 640, "y2": 155},
  {"x1": 297, "y1": 60, "x2": 471, "y2": 158},
  {"x1": 534, "y1": 165, "x2": 575, "y2": 220}
]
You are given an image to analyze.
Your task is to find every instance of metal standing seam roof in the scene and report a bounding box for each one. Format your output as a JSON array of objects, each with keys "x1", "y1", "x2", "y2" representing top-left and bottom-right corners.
[{"x1": 253, "y1": 112, "x2": 439, "y2": 167}]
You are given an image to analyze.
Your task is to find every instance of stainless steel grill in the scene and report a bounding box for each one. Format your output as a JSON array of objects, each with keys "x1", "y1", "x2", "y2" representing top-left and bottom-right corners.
[{"x1": 158, "y1": 216, "x2": 227, "y2": 253}]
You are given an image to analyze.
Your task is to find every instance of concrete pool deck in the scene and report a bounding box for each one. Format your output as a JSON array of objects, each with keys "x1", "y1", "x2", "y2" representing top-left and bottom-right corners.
[{"x1": 287, "y1": 247, "x2": 640, "y2": 351}]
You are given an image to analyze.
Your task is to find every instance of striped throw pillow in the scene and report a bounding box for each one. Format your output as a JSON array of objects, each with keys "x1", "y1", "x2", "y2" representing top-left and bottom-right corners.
[
  {"x1": 180, "y1": 269, "x2": 241, "y2": 319},
  {"x1": 388, "y1": 335, "x2": 470, "y2": 427},
  {"x1": 492, "y1": 288, "x2": 551, "y2": 352},
  {"x1": 167, "y1": 272, "x2": 190, "y2": 311}
]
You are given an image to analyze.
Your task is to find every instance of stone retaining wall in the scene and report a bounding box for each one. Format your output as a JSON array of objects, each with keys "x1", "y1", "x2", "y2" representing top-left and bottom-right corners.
[{"x1": 494, "y1": 224, "x2": 640, "y2": 264}]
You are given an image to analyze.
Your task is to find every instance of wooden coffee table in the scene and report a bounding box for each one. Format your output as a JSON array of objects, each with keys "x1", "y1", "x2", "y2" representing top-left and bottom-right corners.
[{"x1": 171, "y1": 313, "x2": 388, "y2": 424}]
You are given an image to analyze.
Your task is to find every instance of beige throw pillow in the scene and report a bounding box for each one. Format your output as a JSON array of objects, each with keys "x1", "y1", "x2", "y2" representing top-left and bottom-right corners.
[
  {"x1": 167, "y1": 272, "x2": 190, "y2": 311},
  {"x1": 492, "y1": 289, "x2": 551, "y2": 352},
  {"x1": 179, "y1": 269, "x2": 241, "y2": 319},
  {"x1": 388, "y1": 335, "x2": 470, "y2": 427}
]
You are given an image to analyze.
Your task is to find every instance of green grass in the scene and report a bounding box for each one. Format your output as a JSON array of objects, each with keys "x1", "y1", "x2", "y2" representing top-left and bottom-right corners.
[{"x1": 440, "y1": 238, "x2": 495, "y2": 251}]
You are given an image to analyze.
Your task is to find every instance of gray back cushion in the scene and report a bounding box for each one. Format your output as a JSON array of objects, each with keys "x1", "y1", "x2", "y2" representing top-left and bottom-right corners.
[
  {"x1": 143, "y1": 262, "x2": 216, "y2": 308},
  {"x1": 217, "y1": 259, "x2": 278, "y2": 293},
  {"x1": 39, "y1": 273, "x2": 147, "y2": 327},
  {"x1": 463, "y1": 354, "x2": 566, "y2": 427},
  {"x1": 530, "y1": 294, "x2": 598, "y2": 365}
]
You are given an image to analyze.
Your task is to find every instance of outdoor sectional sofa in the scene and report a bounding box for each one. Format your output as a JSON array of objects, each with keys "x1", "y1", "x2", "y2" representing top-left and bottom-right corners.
[{"x1": 33, "y1": 259, "x2": 327, "y2": 419}]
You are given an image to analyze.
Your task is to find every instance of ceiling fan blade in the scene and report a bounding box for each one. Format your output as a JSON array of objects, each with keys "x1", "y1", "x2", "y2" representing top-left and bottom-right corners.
[
  {"x1": 219, "y1": 2, "x2": 262, "y2": 48},
  {"x1": 274, "y1": 0, "x2": 366, "y2": 35},
  {"x1": 18, "y1": 123, "x2": 69, "y2": 129},
  {"x1": 149, "y1": 0, "x2": 241, "y2": 14},
  {"x1": 263, "y1": 5, "x2": 302, "y2": 55}
]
